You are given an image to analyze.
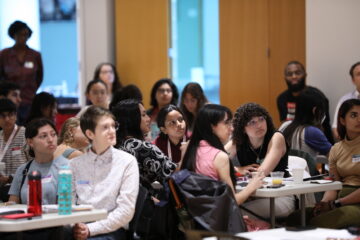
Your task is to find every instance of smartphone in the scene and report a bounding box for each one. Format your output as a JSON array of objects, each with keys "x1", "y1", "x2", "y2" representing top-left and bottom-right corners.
[
  {"x1": 0, "y1": 210, "x2": 25, "y2": 216},
  {"x1": 2, "y1": 213, "x2": 35, "y2": 219},
  {"x1": 266, "y1": 184, "x2": 285, "y2": 189},
  {"x1": 286, "y1": 226, "x2": 317, "y2": 231}
]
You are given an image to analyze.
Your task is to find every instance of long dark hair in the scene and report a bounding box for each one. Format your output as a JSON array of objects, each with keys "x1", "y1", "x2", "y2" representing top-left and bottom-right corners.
[
  {"x1": 93, "y1": 62, "x2": 122, "y2": 95},
  {"x1": 283, "y1": 88, "x2": 325, "y2": 146},
  {"x1": 111, "y1": 99, "x2": 144, "y2": 147},
  {"x1": 180, "y1": 82, "x2": 208, "y2": 130},
  {"x1": 150, "y1": 78, "x2": 179, "y2": 108},
  {"x1": 181, "y1": 104, "x2": 236, "y2": 186},
  {"x1": 26, "y1": 92, "x2": 57, "y2": 124},
  {"x1": 25, "y1": 118, "x2": 57, "y2": 157},
  {"x1": 157, "y1": 104, "x2": 186, "y2": 139},
  {"x1": 232, "y1": 102, "x2": 275, "y2": 146},
  {"x1": 337, "y1": 99, "x2": 360, "y2": 140}
]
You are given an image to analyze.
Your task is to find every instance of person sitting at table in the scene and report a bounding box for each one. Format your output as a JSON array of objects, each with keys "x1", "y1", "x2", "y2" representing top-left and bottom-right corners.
[
  {"x1": 154, "y1": 104, "x2": 189, "y2": 164},
  {"x1": 8, "y1": 118, "x2": 68, "y2": 204},
  {"x1": 225, "y1": 102, "x2": 294, "y2": 219},
  {"x1": 287, "y1": 99, "x2": 360, "y2": 228},
  {"x1": 0, "y1": 99, "x2": 27, "y2": 202},
  {"x1": 71, "y1": 106, "x2": 139, "y2": 239},
  {"x1": 181, "y1": 104, "x2": 264, "y2": 205},
  {"x1": 53, "y1": 117, "x2": 89, "y2": 159}
]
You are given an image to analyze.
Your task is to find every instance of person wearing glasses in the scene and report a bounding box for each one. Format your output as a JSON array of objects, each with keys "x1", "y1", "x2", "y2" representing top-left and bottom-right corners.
[
  {"x1": 277, "y1": 61, "x2": 334, "y2": 144},
  {"x1": 147, "y1": 78, "x2": 179, "y2": 141},
  {"x1": 0, "y1": 99, "x2": 27, "y2": 202},
  {"x1": 225, "y1": 103, "x2": 294, "y2": 219},
  {"x1": 70, "y1": 106, "x2": 139, "y2": 239},
  {"x1": 154, "y1": 104, "x2": 188, "y2": 164}
]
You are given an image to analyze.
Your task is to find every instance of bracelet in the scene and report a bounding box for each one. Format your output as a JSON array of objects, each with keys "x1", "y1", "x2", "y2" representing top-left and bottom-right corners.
[{"x1": 334, "y1": 199, "x2": 342, "y2": 208}]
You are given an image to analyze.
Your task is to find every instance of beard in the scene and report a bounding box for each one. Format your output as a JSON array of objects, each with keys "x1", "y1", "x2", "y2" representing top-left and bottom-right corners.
[{"x1": 286, "y1": 77, "x2": 306, "y2": 93}]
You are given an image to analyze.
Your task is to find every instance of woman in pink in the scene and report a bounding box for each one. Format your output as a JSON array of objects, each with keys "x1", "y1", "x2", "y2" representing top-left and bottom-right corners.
[{"x1": 181, "y1": 104, "x2": 264, "y2": 205}]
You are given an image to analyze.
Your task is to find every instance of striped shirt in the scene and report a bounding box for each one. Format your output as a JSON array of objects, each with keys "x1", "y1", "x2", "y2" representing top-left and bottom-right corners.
[{"x1": 0, "y1": 126, "x2": 28, "y2": 176}]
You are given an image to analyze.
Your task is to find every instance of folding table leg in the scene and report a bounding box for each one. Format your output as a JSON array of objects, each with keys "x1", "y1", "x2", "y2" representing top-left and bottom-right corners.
[
  {"x1": 270, "y1": 198, "x2": 275, "y2": 228},
  {"x1": 300, "y1": 194, "x2": 306, "y2": 227}
]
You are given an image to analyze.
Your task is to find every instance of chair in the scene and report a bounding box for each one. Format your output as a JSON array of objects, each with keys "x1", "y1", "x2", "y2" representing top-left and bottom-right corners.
[{"x1": 288, "y1": 149, "x2": 319, "y2": 176}]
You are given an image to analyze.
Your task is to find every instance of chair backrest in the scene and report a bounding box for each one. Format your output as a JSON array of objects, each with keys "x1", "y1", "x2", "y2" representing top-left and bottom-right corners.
[
  {"x1": 289, "y1": 149, "x2": 319, "y2": 176},
  {"x1": 288, "y1": 155, "x2": 310, "y2": 178}
]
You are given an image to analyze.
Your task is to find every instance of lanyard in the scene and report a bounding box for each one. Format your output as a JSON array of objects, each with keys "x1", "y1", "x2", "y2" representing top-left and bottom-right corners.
[
  {"x1": 167, "y1": 135, "x2": 186, "y2": 160},
  {"x1": 0, "y1": 125, "x2": 18, "y2": 162}
]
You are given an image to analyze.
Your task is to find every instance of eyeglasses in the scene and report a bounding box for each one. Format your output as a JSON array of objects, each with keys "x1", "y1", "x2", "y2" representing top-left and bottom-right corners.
[
  {"x1": 165, "y1": 117, "x2": 184, "y2": 128},
  {"x1": 157, "y1": 88, "x2": 172, "y2": 94},
  {"x1": 100, "y1": 122, "x2": 119, "y2": 132},
  {"x1": 246, "y1": 116, "x2": 266, "y2": 127},
  {"x1": 0, "y1": 112, "x2": 16, "y2": 119}
]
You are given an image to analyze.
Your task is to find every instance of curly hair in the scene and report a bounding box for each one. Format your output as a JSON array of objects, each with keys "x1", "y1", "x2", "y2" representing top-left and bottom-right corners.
[
  {"x1": 232, "y1": 102, "x2": 275, "y2": 146},
  {"x1": 8, "y1": 20, "x2": 32, "y2": 39},
  {"x1": 58, "y1": 117, "x2": 80, "y2": 145}
]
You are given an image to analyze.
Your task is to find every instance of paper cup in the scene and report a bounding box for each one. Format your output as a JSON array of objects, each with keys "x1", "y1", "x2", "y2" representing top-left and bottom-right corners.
[{"x1": 292, "y1": 168, "x2": 304, "y2": 184}]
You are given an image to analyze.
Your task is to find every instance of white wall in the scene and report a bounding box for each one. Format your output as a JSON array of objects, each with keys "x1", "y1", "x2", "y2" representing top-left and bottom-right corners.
[
  {"x1": 306, "y1": 0, "x2": 360, "y2": 124},
  {"x1": 77, "y1": 0, "x2": 115, "y2": 106}
]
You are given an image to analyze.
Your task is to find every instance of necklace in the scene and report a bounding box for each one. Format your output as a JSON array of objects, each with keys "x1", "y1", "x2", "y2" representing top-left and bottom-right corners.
[{"x1": 249, "y1": 143, "x2": 263, "y2": 164}]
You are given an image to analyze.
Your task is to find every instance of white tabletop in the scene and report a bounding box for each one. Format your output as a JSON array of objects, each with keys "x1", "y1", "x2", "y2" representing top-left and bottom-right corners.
[
  {"x1": 0, "y1": 205, "x2": 107, "y2": 232},
  {"x1": 236, "y1": 227, "x2": 355, "y2": 240},
  {"x1": 236, "y1": 180, "x2": 342, "y2": 198}
]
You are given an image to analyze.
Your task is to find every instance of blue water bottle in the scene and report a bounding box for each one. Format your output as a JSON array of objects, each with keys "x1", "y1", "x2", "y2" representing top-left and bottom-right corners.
[{"x1": 58, "y1": 165, "x2": 72, "y2": 215}]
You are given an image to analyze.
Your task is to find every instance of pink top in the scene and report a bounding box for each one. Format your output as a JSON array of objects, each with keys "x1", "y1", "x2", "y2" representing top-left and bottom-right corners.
[{"x1": 195, "y1": 140, "x2": 221, "y2": 180}]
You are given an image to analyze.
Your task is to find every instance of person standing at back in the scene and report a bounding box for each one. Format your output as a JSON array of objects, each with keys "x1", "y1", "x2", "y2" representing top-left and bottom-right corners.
[
  {"x1": 0, "y1": 21, "x2": 43, "y2": 125},
  {"x1": 277, "y1": 61, "x2": 334, "y2": 144},
  {"x1": 332, "y1": 62, "x2": 360, "y2": 140}
]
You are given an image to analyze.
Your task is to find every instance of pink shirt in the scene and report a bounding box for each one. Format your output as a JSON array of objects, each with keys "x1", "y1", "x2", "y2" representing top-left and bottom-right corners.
[{"x1": 195, "y1": 140, "x2": 221, "y2": 180}]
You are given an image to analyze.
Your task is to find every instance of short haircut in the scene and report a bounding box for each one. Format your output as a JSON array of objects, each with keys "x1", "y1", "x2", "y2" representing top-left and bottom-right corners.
[
  {"x1": 0, "y1": 82, "x2": 20, "y2": 97},
  {"x1": 80, "y1": 106, "x2": 114, "y2": 137},
  {"x1": 150, "y1": 78, "x2": 179, "y2": 108},
  {"x1": 284, "y1": 60, "x2": 306, "y2": 74},
  {"x1": 25, "y1": 118, "x2": 57, "y2": 157},
  {"x1": 8, "y1": 20, "x2": 32, "y2": 39},
  {"x1": 349, "y1": 62, "x2": 360, "y2": 78},
  {"x1": 0, "y1": 99, "x2": 16, "y2": 114}
]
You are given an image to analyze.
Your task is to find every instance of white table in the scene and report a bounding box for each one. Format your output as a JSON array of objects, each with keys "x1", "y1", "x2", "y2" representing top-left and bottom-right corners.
[
  {"x1": 236, "y1": 227, "x2": 355, "y2": 240},
  {"x1": 236, "y1": 180, "x2": 342, "y2": 228},
  {"x1": 0, "y1": 205, "x2": 107, "y2": 232}
]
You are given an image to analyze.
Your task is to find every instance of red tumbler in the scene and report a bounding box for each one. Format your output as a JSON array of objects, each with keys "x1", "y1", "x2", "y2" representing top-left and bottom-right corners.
[{"x1": 27, "y1": 170, "x2": 42, "y2": 216}]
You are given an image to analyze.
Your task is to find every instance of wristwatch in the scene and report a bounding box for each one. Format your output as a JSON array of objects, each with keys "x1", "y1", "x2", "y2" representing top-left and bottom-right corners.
[{"x1": 334, "y1": 199, "x2": 342, "y2": 208}]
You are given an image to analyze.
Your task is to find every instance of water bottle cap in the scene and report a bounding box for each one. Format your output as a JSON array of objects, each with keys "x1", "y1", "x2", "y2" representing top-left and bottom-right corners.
[
  {"x1": 60, "y1": 165, "x2": 70, "y2": 170},
  {"x1": 28, "y1": 170, "x2": 41, "y2": 180}
]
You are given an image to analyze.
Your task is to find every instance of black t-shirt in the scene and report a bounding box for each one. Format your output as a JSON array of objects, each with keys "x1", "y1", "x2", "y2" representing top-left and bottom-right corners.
[
  {"x1": 276, "y1": 86, "x2": 334, "y2": 144},
  {"x1": 235, "y1": 131, "x2": 289, "y2": 177}
]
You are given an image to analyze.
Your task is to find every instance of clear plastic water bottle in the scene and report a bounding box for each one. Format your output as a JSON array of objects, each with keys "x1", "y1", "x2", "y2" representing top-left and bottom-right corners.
[{"x1": 58, "y1": 165, "x2": 72, "y2": 215}]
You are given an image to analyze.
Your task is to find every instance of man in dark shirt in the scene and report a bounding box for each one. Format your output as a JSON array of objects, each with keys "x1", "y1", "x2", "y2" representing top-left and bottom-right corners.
[{"x1": 277, "y1": 61, "x2": 334, "y2": 144}]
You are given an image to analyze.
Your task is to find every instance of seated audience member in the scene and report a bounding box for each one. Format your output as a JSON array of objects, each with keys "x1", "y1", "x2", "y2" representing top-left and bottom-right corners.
[
  {"x1": 180, "y1": 82, "x2": 208, "y2": 133},
  {"x1": 71, "y1": 106, "x2": 139, "y2": 239},
  {"x1": 93, "y1": 62, "x2": 122, "y2": 100},
  {"x1": 77, "y1": 79, "x2": 109, "y2": 117},
  {"x1": 0, "y1": 81, "x2": 21, "y2": 108},
  {"x1": 112, "y1": 99, "x2": 177, "y2": 190},
  {"x1": 147, "y1": 78, "x2": 179, "y2": 141},
  {"x1": 0, "y1": 99, "x2": 27, "y2": 202},
  {"x1": 53, "y1": 117, "x2": 88, "y2": 160},
  {"x1": 332, "y1": 62, "x2": 360, "y2": 140},
  {"x1": 277, "y1": 61, "x2": 334, "y2": 144},
  {"x1": 181, "y1": 104, "x2": 264, "y2": 205},
  {"x1": 225, "y1": 103, "x2": 294, "y2": 218},
  {"x1": 287, "y1": 99, "x2": 360, "y2": 228},
  {"x1": 109, "y1": 84, "x2": 143, "y2": 110},
  {"x1": 154, "y1": 104, "x2": 188, "y2": 164},
  {"x1": 282, "y1": 88, "x2": 332, "y2": 159},
  {"x1": 8, "y1": 118, "x2": 68, "y2": 204},
  {"x1": 26, "y1": 92, "x2": 57, "y2": 124}
]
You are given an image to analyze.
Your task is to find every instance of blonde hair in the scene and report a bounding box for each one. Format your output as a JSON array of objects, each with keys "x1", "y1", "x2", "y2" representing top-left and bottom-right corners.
[{"x1": 58, "y1": 117, "x2": 80, "y2": 145}]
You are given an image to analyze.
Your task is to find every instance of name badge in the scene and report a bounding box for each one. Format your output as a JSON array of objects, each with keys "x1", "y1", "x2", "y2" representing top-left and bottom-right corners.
[
  {"x1": 352, "y1": 154, "x2": 360, "y2": 163},
  {"x1": 24, "y1": 61, "x2": 34, "y2": 69},
  {"x1": 77, "y1": 180, "x2": 90, "y2": 185},
  {"x1": 42, "y1": 174, "x2": 52, "y2": 184},
  {"x1": 11, "y1": 147, "x2": 21, "y2": 156}
]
